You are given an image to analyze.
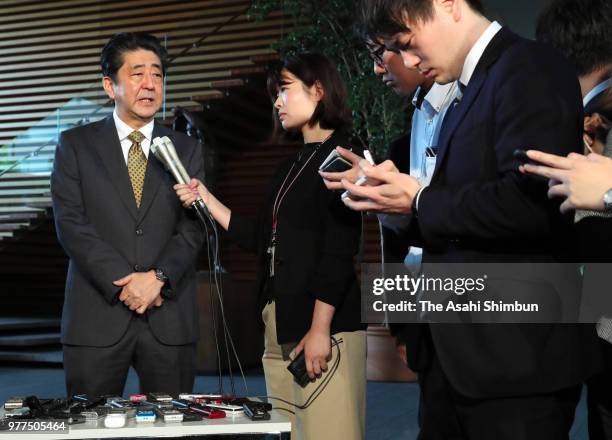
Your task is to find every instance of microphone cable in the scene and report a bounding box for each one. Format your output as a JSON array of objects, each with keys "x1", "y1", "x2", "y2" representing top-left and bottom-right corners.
[
  {"x1": 196, "y1": 197, "x2": 249, "y2": 396},
  {"x1": 197, "y1": 211, "x2": 223, "y2": 394},
  {"x1": 151, "y1": 135, "x2": 249, "y2": 396},
  {"x1": 255, "y1": 336, "x2": 343, "y2": 415}
]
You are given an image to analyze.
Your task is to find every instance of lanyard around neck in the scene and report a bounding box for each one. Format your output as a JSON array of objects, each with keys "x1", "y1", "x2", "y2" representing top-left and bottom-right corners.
[
  {"x1": 271, "y1": 147, "x2": 319, "y2": 235},
  {"x1": 271, "y1": 132, "x2": 333, "y2": 236}
]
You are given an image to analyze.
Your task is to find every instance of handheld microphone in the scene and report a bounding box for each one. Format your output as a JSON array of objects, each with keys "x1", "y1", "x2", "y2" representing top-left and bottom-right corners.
[{"x1": 151, "y1": 136, "x2": 210, "y2": 225}]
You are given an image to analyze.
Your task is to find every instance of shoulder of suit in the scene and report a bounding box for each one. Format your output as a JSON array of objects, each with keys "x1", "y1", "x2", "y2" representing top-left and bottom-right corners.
[
  {"x1": 490, "y1": 32, "x2": 575, "y2": 84},
  {"x1": 154, "y1": 122, "x2": 197, "y2": 146},
  {"x1": 496, "y1": 31, "x2": 568, "y2": 68},
  {"x1": 61, "y1": 117, "x2": 106, "y2": 139}
]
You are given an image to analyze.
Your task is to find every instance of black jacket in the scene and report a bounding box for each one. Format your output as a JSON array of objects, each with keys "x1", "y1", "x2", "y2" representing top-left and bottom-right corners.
[
  {"x1": 398, "y1": 28, "x2": 601, "y2": 398},
  {"x1": 51, "y1": 116, "x2": 205, "y2": 346},
  {"x1": 227, "y1": 131, "x2": 366, "y2": 344}
]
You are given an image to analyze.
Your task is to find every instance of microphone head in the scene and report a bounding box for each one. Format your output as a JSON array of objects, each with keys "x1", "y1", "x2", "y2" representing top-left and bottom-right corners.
[
  {"x1": 151, "y1": 136, "x2": 188, "y2": 185},
  {"x1": 161, "y1": 136, "x2": 179, "y2": 161},
  {"x1": 151, "y1": 137, "x2": 173, "y2": 170},
  {"x1": 151, "y1": 137, "x2": 164, "y2": 159}
]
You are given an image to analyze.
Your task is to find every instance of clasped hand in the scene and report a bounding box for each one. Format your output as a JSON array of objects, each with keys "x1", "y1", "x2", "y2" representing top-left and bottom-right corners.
[{"x1": 113, "y1": 271, "x2": 164, "y2": 314}]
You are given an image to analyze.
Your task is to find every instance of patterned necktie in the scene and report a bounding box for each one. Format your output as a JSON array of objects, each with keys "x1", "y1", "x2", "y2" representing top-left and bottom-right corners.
[{"x1": 127, "y1": 130, "x2": 147, "y2": 208}]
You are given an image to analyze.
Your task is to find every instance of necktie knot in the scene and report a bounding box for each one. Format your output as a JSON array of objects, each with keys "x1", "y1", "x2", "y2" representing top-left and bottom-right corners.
[{"x1": 128, "y1": 130, "x2": 145, "y2": 144}]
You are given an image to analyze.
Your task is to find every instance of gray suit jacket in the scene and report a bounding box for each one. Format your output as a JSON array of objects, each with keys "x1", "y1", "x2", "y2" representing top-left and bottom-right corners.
[{"x1": 51, "y1": 115, "x2": 205, "y2": 347}]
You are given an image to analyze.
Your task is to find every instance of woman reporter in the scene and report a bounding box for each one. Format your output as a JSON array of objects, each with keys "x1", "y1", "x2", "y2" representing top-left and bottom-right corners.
[{"x1": 175, "y1": 53, "x2": 366, "y2": 440}]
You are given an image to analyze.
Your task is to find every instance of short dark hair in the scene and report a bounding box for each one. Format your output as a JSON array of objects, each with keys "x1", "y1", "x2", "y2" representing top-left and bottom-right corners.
[
  {"x1": 536, "y1": 0, "x2": 612, "y2": 76},
  {"x1": 267, "y1": 52, "x2": 353, "y2": 132},
  {"x1": 358, "y1": 0, "x2": 485, "y2": 42},
  {"x1": 101, "y1": 32, "x2": 168, "y2": 82}
]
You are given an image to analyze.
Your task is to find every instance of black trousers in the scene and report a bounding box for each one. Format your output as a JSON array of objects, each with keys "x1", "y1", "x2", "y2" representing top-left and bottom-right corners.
[
  {"x1": 588, "y1": 338, "x2": 612, "y2": 440},
  {"x1": 418, "y1": 347, "x2": 581, "y2": 440},
  {"x1": 63, "y1": 314, "x2": 195, "y2": 397}
]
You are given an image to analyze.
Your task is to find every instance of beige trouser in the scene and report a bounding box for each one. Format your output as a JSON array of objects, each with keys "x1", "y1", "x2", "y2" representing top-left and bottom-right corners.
[{"x1": 261, "y1": 301, "x2": 367, "y2": 440}]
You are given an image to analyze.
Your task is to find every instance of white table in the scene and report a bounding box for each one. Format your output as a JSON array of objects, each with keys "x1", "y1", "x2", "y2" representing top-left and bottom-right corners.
[{"x1": 0, "y1": 410, "x2": 291, "y2": 439}]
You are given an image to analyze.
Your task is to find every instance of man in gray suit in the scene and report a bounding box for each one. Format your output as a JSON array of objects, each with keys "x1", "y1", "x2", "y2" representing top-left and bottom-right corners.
[{"x1": 51, "y1": 32, "x2": 204, "y2": 397}]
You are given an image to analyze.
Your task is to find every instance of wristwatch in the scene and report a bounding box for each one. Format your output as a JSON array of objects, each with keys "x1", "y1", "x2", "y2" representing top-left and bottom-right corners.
[
  {"x1": 154, "y1": 268, "x2": 169, "y2": 284},
  {"x1": 604, "y1": 188, "x2": 612, "y2": 211}
]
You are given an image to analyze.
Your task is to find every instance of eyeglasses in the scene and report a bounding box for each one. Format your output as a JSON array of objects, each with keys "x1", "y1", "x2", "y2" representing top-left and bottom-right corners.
[{"x1": 365, "y1": 43, "x2": 386, "y2": 67}]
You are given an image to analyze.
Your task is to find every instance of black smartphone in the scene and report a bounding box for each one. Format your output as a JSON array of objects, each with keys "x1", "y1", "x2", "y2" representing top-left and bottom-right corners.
[
  {"x1": 287, "y1": 350, "x2": 311, "y2": 387},
  {"x1": 513, "y1": 148, "x2": 550, "y2": 182},
  {"x1": 320, "y1": 156, "x2": 352, "y2": 173},
  {"x1": 319, "y1": 149, "x2": 353, "y2": 173},
  {"x1": 176, "y1": 408, "x2": 204, "y2": 422},
  {"x1": 513, "y1": 148, "x2": 537, "y2": 165}
]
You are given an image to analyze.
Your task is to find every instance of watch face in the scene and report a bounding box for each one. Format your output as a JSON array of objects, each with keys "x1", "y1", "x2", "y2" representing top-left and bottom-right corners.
[
  {"x1": 155, "y1": 269, "x2": 168, "y2": 282},
  {"x1": 605, "y1": 189, "x2": 612, "y2": 210}
]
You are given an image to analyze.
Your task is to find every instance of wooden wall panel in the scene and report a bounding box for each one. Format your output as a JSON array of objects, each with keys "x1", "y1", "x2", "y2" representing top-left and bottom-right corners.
[{"x1": 0, "y1": 0, "x2": 285, "y2": 164}]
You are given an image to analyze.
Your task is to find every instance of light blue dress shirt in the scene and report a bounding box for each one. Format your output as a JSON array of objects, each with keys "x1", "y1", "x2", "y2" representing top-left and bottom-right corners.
[
  {"x1": 410, "y1": 82, "x2": 459, "y2": 185},
  {"x1": 379, "y1": 82, "x2": 459, "y2": 235}
]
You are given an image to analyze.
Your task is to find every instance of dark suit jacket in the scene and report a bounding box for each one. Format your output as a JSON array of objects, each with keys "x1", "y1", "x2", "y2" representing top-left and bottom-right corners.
[
  {"x1": 226, "y1": 131, "x2": 366, "y2": 344},
  {"x1": 51, "y1": 115, "x2": 205, "y2": 347},
  {"x1": 400, "y1": 28, "x2": 601, "y2": 398}
]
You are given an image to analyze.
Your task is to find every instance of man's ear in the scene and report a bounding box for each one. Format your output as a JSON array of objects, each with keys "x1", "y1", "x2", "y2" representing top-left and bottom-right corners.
[
  {"x1": 102, "y1": 76, "x2": 115, "y2": 100},
  {"x1": 435, "y1": 0, "x2": 459, "y2": 20}
]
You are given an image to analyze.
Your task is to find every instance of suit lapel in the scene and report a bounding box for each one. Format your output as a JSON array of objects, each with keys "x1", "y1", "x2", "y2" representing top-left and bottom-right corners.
[
  {"x1": 432, "y1": 73, "x2": 486, "y2": 178},
  {"x1": 94, "y1": 116, "x2": 138, "y2": 220},
  {"x1": 432, "y1": 27, "x2": 519, "y2": 180},
  {"x1": 137, "y1": 122, "x2": 166, "y2": 221}
]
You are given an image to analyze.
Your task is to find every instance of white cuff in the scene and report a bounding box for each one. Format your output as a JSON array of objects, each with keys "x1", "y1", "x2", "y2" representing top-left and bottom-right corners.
[{"x1": 415, "y1": 187, "x2": 426, "y2": 212}]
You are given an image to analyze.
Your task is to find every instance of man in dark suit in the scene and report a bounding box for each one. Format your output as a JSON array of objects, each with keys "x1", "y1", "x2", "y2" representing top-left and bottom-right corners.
[
  {"x1": 536, "y1": 0, "x2": 612, "y2": 140},
  {"x1": 536, "y1": 4, "x2": 612, "y2": 438},
  {"x1": 336, "y1": 0, "x2": 602, "y2": 438},
  {"x1": 51, "y1": 33, "x2": 204, "y2": 397}
]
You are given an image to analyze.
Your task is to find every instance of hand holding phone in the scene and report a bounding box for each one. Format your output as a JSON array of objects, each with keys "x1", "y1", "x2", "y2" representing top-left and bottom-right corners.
[
  {"x1": 319, "y1": 149, "x2": 353, "y2": 173},
  {"x1": 341, "y1": 150, "x2": 375, "y2": 200}
]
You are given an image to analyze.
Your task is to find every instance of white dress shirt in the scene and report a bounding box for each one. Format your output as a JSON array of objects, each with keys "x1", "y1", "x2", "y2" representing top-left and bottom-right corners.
[
  {"x1": 113, "y1": 109, "x2": 154, "y2": 165},
  {"x1": 459, "y1": 21, "x2": 502, "y2": 88}
]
